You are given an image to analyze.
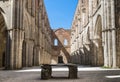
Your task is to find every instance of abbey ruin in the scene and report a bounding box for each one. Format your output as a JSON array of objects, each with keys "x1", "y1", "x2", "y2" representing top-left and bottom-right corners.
[
  {"x1": 71, "y1": 0, "x2": 120, "y2": 68},
  {"x1": 0, "y1": 0, "x2": 120, "y2": 70}
]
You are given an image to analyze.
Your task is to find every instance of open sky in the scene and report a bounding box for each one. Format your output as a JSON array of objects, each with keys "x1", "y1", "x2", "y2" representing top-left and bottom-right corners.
[{"x1": 44, "y1": 0, "x2": 78, "y2": 29}]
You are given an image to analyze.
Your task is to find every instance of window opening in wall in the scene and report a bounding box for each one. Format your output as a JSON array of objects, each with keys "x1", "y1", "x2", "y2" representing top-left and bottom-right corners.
[
  {"x1": 64, "y1": 39, "x2": 68, "y2": 46},
  {"x1": 54, "y1": 39, "x2": 58, "y2": 46}
]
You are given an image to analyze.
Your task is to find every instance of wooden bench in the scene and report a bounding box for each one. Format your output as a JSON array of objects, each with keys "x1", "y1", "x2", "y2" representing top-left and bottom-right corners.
[{"x1": 41, "y1": 64, "x2": 78, "y2": 79}]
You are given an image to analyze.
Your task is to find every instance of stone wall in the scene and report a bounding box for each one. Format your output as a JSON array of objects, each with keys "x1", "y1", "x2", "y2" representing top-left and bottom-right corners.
[
  {"x1": 0, "y1": 0, "x2": 53, "y2": 69},
  {"x1": 115, "y1": 0, "x2": 120, "y2": 67},
  {"x1": 51, "y1": 28, "x2": 71, "y2": 64},
  {"x1": 0, "y1": 12, "x2": 6, "y2": 68},
  {"x1": 71, "y1": 0, "x2": 120, "y2": 68}
]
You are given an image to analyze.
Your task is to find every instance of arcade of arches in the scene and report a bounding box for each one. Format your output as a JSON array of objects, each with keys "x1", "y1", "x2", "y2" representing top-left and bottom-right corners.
[
  {"x1": 0, "y1": 0, "x2": 120, "y2": 70},
  {"x1": 71, "y1": 0, "x2": 120, "y2": 68}
]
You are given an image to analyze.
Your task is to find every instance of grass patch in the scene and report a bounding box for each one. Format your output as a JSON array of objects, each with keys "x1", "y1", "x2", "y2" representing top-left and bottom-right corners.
[{"x1": 102, "y1": 66, "x2": 111, "y2": 69}]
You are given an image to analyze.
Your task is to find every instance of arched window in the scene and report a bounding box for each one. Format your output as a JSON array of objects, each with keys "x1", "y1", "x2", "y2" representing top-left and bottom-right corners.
[
  {"x1": 64, "y1": 39, "x2": 68, "y2": 46},
  {"x1": 54, "y1": 39, "x2": 58, "y2": 46}
]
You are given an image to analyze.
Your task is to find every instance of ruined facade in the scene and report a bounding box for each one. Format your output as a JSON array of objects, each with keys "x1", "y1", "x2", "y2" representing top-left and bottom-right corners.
[
  {"x1": 0, "y1": 0, "x2": 120, "y2": 70},
  {"x1": 51, "y1": 28, "x2": 71, "y2": 64},
  {"x1": 0, "y1": 0, "x2": 53, "y2": 69},
  {"x1": 71, "y1": 0, "x2": 120, "y2": 68}
]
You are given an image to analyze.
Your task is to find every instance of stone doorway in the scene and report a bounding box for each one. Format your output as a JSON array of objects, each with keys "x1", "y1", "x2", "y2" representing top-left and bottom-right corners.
[
  {"x1": 0, "y1": 11, "x2": 7, "y2": 68},
  {"x1": 58, "y1": 56, "x2": 63, "y2": 63}
]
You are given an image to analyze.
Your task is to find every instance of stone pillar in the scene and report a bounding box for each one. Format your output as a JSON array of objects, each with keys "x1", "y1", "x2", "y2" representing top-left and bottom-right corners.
[
  {"x1": 28, "y1": 40, "x2": 34, "y2": 67},
  {"x1": 111, "y1": 0, "x2": 117, "y2": 68},
  {"x1": 107, "y1": 0, "x2": 113, "y2": 67},
  {"x1": 89, "y1": 0, "x2": 94, "y2": 66},
  {"x1": 107, "y1": 31, "x2": 112, "y2": 67},
  {"x1": 33, "y1": 46, "x2": 40, "y2": 66},
  {"x1": 89, "y1": 0, "x2": 93, "y2": 39},
  {"x1": 17, "y1": 30, "x2": 24, "y2": 69},
  {"x1": 103, "y1": 0, "x2": 109, "y2": 67},
  {"x1": 6, "y1": 29, "x2": 24, "y2": 69},
  {"x1": 104, "y1": 31, "x2": 109, "y2": 67},
  {"x1": 44, "y1": 51, "x2": 47, "y2": 64},
  {"x1": 40, "y1": 48, "x2": 43, "y2": 64}
]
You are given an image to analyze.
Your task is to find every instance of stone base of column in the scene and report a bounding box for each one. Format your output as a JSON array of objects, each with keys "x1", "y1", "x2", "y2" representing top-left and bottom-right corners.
[
  {"x1": 68, "y1": 65, "x2": 78, "y2": 79},
  {"x1": 41, "y1": 64, "x2": 52, "y2": 80}
]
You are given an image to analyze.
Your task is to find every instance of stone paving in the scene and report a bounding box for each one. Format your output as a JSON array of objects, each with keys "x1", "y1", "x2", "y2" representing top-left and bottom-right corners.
[{"x1": 0, "y1": 66, "x2": 120, "y2": 82}]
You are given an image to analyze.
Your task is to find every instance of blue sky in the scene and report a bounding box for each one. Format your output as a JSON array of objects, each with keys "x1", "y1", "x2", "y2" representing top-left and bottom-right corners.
[{"x1": 44, "y1": 0, "x2": 78, "y2": 29}]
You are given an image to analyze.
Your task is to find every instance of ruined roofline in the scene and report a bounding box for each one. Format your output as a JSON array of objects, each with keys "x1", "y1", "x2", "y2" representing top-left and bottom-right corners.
[
  {"x1": 52, "y1": 28, "x2": 71, "y2": 32},
  {"x1": 71, "y1": 0, "x2": 79, "y2": 29}
]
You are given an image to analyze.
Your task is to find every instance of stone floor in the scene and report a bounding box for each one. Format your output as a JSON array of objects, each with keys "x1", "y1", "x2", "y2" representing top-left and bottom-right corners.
[{"x1": 0, "y1": 66, "x2": 120, "y2": 82}]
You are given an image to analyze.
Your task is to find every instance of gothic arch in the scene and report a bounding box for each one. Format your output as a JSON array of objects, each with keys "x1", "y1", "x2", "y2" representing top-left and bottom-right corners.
[
  {"x1": 22, "y1": 9, "x2": 31, "y2": 67},
  {"x1": 93, "y1": 15, "x2": 104, "y2": 66},
  {"x1": 0, "y1": 7, "x2": 10, "y2": 31},
  {"x1": 94, "y1": 15, "x2": 102, "y2": 40},
  {"x1": 0, "y1": 7, "x2": 7, "y2": 28},
  {"x1": 0, "y1": 10, "x2": 7, "y2": 68}
]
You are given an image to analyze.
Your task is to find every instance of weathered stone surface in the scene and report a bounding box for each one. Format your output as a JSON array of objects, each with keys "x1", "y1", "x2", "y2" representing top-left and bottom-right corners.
[
  {"x1": 51, "y1": 28, "x2": 71, "y2": 64},
  {"x1": 71, "y1": 0, "x2": 120, "y2": 68},
  {"x1": 0, "y1": 0, "x2": 52, "y2": 69},
  {"x1": 0, "y1": 0, "x2": 120, "y2": 70}
]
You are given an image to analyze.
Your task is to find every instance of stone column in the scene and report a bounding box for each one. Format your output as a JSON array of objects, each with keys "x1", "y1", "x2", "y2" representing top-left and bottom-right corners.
[
  {"x1": 89, "y1": 0, "x2": 94, "y2": 66},
  {"x1": 111, "y1": 0, "x2": 117, "y2": 68},
  {"x1": 107, "y1": 0, "x2": 112, "y2": 67},
  {"x1": 40, "y1": 48, "x2": 43, "y2": 64},
  {"x1": 33, "y1": 46, "x2": 40, "y2": 66},
  {"x1": 6, "y1": 29, "x2": 24, "y2": 69},
  {"x1": 104, "y1": 31, "x2": 109, "y2": 67},
  {"x1": 103, "y1": 0, "x2": 109, "y2": 67},
  {"x1": 28, "y1": 40, "x2": 34, "y2": 67},
  {"x1": 89, "y1": 0, "x2": 93, "y2": 39},
  {"x1": 17, "y1": 30, "x2": 24, "y2": 69}
]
